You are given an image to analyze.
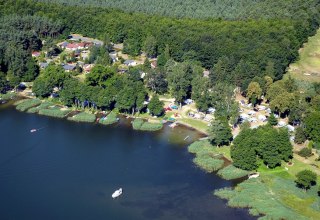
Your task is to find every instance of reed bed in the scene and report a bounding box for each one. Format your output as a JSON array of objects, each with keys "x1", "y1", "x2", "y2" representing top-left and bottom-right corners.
[
  {"x1": 217, "y1": 165, "x2": 249, "y2": 180},
  {"x1": 16, "y1": 99, "x2": 41, "y2": 111},
  {"x1": 99, "y1": 112, "x2": 119, "y2": 125},
  {"x1": 132, "y1": 118, "x2": 163, "y2": 131},
  {"x1": 68, "y1": 112, "x2": 96, "y2": 123},
  {"x1": 39, "y1": 108, "x2": 71, "y2": 118}
]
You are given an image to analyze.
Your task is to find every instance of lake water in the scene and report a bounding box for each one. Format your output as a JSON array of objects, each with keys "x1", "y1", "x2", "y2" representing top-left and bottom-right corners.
[{"x1": 0, "y1": 103, "x2": 254, "y2": 220}]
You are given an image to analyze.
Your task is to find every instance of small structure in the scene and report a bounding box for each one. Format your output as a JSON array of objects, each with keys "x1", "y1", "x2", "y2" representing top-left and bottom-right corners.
[
  {"x1": 83, "y1": 64, "x2": 94, "y2": 73},
  {"x1": 203, "y1": 114, "x2": 213, "y2": 122},
  {"x1": 203, "y1": 70, "x2": 210, "y2": 78},
  {"x1": 248, "y1": 110, "x2": 256, "y2": 116},
  {"x1": 66, "y1": 42, "x2": 86, "y2": 51},
  {"x1": 184, "y1": 99, "x2": 193, "y2": 105},
  {"x1": 57, "y1": 41, "x2": 69, "y2": 49},
  {"x1": 248, "y1": 117, "x2": 257, "y2": 123},
  {"x1": 32, "y1": 51, "x2": 41, "y2": 57},
  {"x1": 62, "y1": 64, "x2": 76, "y2": 72},
  {"x1": 287, "y1": 125, "x2": 295, "y2": 132},
  {"x1": 124, "y1": 60, "x2": 137, "y2": 67},
  {"x1": 207, "y1": 107, "x2": 216, "y2": 114},
  {"x1": 39, "y1": 62, "x2": 49, "y2": 69},
  {"x1": 240, "y1": 113, "x2": 249, "y2": 120},
  {"x1": 151, "y1": 60, "x2": 157, "y2": 69},
  {"x1": 248, "y1": 172, "x2": 260, "y2": 179},
  {"x1": 258, "y1": 115, "x2": 267, "y2": 122},
  {"x1": 278, "y1": 121, "x2": 287, "y2": 127},
  {"x1": 239, "y1": 100, "x2": 246, "y2": 106},
  {"x1": 257, "y1": 105, "x2": 266, "y2": 111}
]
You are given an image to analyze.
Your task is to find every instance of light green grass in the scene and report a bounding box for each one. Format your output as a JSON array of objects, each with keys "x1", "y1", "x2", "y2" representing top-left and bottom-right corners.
[
  {"x1": 16, "y1": 99, "x2": 41, "y2": 111},
  {"x1": 39, "y1": 108, "x2": 71, "y2": 118},
  {"x1": 99, "y1": 112, "x2": 119, "y2": 125},
  {"x1": 288, "y1": 28, "x2": 320, "y2": 83},
  {"x1": 218, "y1": 165, "x2": 250, "y2": 180},
  {"x1": 68, "y1": 112, "x2": 96, "y2": 123},
  {"x1": 180, "y1": 118, "x2": 208, "y2": 134},
  {"x1": 214, "y1": 174, "x2": 320, "y2": 220},
  {"x1": 27, "y1": 101, "x2": 54, "y2": 113},
  {"x1": 193, "y1": 155, "x2": 224, "y2": 173},
  {"x1": 0, "y1": 92, "x2": 16, "y2": 101},
  {"x1": 132, "y1": 118, "x2": 163, "y2": 131},
  {"x1": 188, "y1": 140, "x2": 231, "y2": 160}
]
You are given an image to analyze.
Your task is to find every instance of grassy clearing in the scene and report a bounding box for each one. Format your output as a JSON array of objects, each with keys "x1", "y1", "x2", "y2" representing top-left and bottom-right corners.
[
  {"x1": 132, "y1": 118, "x2": 163, "y2": 131},
  {"x1": 214, "y1": 174, "x2": 320, "y2": 220},
  {"x1": 16, "y1": 99, "x2": 41, "y2": 111},
  {"x1": 288, "y1": 28, "x2": 320, "y2": 83},
  {"x1": 99, "y1": 112, "x2": 119, "y2": 125},
  {"x1": 179, "y1": 118, "x2": 208, "y2": 134},
  {"x1": 68, "y1": 112, "x2": 96, "y2": 123},
  {"x1": 27, "y1": 101, "x2": 54, "y2": 113},
  {"x1": 39, "y1": 108, "x2": 71, "y2": 118},
  {"x1": 217, "y1": 165, "x2": 249, "y2": 180}
]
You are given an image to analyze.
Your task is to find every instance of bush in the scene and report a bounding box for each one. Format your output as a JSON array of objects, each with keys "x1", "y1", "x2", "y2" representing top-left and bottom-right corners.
[
  {"x1": 99, "y1": 112, "x2": 119, "y2": 125},
  {"x1": 217, "y1": 165, "x2": 250, "y2": 180},
  {"x1": 39, "y1": 108, "x2": 71, "y2": 118},
  {"x1": 132, "y1": 118, "x2": 163, "y2": 131},
  {"x1": 16, "y1": 99, "x2": 41, "y2": 111},
  {"x1": 295, "y1": 127, "x2": 306, "y2": 144},
  {"x1": 68, "y1": 112, "x2": 96, "y2": 123},
  {"x1": 298, "y1": 148, "x2": 313, "y2": 158},
  {"x1": 193, "y1": 155, "x2": 224, "y2": 173}
]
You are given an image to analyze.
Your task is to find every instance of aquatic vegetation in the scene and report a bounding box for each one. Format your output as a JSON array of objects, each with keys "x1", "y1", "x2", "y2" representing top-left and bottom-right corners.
[
  {"x1": 214, "y1": 175, "x2": 320, "y2": 219},
  {"x1": 39, "y1": 108, "x2": 71, "y2": 118},
  {"x1": 193, "y1": 155, "x2": 224, "y2": 173},
  {"x1": 68, "y1": 112, "x2": 96, "y2": 123},
  {"x1": 132, "y1": 118, "x2": 163, "y2": 131},
  {"x1": 0, "y1": 92, "x2": 16, "y2": 101},
  {"x1": 27, "y1": 101, "x2": 54, "y2": 113},
  {"x1": 16, "y1": 99, "x2": 41, "y2": 111},
  {"x1": 217, "y1": 165, "x2": 249, "y2": 180},
  {"x1": 99, "y1": 112, "x2": 119, "y2": 125}
]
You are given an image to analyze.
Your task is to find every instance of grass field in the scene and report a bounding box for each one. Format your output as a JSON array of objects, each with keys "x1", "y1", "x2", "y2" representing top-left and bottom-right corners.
[{"x1": 288, "y1": 28, "x2": 320, "y2": 83}]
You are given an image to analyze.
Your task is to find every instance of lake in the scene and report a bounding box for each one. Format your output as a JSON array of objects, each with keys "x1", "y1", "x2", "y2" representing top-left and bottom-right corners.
[{"x1": 0, "y1": 103, "x2": 254, "y2": 220}]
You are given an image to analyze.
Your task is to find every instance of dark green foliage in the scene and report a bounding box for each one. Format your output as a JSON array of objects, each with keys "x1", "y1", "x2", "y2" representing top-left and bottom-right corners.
[
  {"x1": 1, "y1": 0, "x2": 318, "y2": 91},
  {"x1": 208, "y1": 119, "x2": 232, "y2": 146},
  {"x1": 146, "y1": 71, "x2": 168, "y2": 94},
  {"x1": 295, "y1": 127, "x2": 307, "y2": 144},
  {"x1": 0, "y1": 72, "x2": 8, "y2": 93},
  {"x1": 268, "y1": 114, "x2": 278, "y2": 126},
  {"x1": 296, "y1": 170, "x2": 317, "y2": 190},
  {"x1": 304, "y1": 112, "x2": 320, "y2": 143},
  {"x1": 148, "y1": 94, "x2": 164, "y2": 116},
  {"x1": 298, "y1": 148, "x2": 313, "y2": 158},
  {"x1": 231, "y1": 125, "x2": 293, "y2": 170}
]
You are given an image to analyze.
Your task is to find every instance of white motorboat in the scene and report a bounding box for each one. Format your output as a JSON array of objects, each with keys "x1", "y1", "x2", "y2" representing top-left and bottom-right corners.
[{"x1": 112, "y1": 188, "x2": 122, "y2": 199}]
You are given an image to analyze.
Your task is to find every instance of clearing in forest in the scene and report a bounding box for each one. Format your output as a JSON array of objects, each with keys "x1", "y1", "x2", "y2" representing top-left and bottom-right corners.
[{"x1": 288, "y1": 28, "x2": 320, "y2": 83}]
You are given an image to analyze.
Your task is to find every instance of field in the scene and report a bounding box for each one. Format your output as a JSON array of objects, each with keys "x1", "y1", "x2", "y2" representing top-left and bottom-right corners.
[{"x1": 288, "y1": 28, "x2": 320, "y2": 83}]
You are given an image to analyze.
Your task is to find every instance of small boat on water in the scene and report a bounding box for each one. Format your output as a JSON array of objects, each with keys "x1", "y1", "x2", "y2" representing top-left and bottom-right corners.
[
  {"x1": 112, "y1": 188, "x2": 122, "y2": 199},
  {"x1": 30, "y1": 129, "x2": 37, "y2": 133}
]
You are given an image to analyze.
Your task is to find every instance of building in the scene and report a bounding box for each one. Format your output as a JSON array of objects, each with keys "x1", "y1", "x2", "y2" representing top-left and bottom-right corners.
[
  {"x1": 124, "y1": 60, "x2": 137, "y2": 67},
  {"x1": 62, "y1": 64, "x2": 76, "y2": 72}
]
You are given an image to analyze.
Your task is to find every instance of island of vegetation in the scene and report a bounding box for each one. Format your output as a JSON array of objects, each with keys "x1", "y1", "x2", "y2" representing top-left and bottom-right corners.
[{"x1": 1, "y1": 0, "x2": 320, "y2": 219}]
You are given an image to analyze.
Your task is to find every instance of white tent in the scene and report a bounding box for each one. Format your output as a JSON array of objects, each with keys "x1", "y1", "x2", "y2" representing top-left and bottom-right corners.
[
  {"x1": 248, "y1": 110, "x2": 256, "y2": 115},
  {"x1": 240, "y1": 113, "x2": 249, "y2": 120},
  {"x1": 278, "y1": 121, "x2": 287, "y2": 127},
  {"x1": 287, "y1": 125, "x2": 295, "y2": 132},
  {"x1": 258, "y1": 115, "x2": 267, "y2": 122}
]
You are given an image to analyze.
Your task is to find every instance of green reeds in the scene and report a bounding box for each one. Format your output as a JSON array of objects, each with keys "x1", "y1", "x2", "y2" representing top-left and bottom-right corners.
[{"x1": 68, "y1": 112, "x2": 96, "y2": 123}]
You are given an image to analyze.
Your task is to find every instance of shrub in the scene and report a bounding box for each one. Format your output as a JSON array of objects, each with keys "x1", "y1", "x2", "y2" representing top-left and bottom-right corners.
[
  {"x1": 39, "y1": 108, "x2": 71, "y2": 118},
  {"x1": 217, "y1": 165, "x2": 250, "y2": 180},
  {"x1": 298, "y1": 148, "x2": 313, "y2": 158},
  {"x1": 296, "y1": 170, "x2": 317, "y2": 190},
  {"x1": 295, "y1": 127, "x2": 306, "y2": 144},
  {"x1": 0, "y1": 92, "x2": 16, "y2": 101},
  {"x1": 68, "y1": 112, "x2": 96, "y2": 123},
  {"x1": 16, "y1": 99, "x2": 41, "y2": 111},
  {"x1": 99, "y1": 112, "x2": 119, "y2": 125},
  {"x1": 132, "y1": 118, "x2": 144, "y2": 130}
]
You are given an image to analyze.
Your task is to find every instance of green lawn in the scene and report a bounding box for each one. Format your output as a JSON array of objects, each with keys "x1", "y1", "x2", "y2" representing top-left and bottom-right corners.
[{"x1": 288, "y1": 28, "x2": 320, "y2": 83}]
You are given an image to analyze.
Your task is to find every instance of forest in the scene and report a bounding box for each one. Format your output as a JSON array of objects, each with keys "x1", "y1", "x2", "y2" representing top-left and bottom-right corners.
[
  {"x1": 35, "y1": 0, "x2": 320, "y2": 20},
  {"x1": 1, "y1": 0, "x2": 320, "y2": 92}
]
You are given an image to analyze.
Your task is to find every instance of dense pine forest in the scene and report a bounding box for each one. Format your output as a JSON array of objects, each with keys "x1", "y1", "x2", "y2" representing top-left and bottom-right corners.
[
  {"x1": 35, "y1": 0, "x2": 319, "y2": 20},
  {"x1": 1, "y1": 0, "x2": 319, "y2": 91}
]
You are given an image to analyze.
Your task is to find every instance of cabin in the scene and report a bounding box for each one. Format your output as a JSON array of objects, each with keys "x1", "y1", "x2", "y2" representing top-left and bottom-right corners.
[
  {"x1": 66, "y1": 42, "x2": 86, "y2": 51},
  {"x1": 124, "y1": 60, "x2": 137, "y2": 67},
  {"x1": 39, "y1": 62, "x2": 49, "y2": 69},
  {"x1": 62, "y1": 64, "x2": 76, "y2": 72},
  {"x1": 32, "y1": 51, "x2": 41, "y2": 57}
]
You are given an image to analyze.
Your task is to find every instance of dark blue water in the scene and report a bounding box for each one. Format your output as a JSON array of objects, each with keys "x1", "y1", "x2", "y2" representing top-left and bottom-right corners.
[{"x1": 0, "y1": 104, "x2": 254, "y2": 220}]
